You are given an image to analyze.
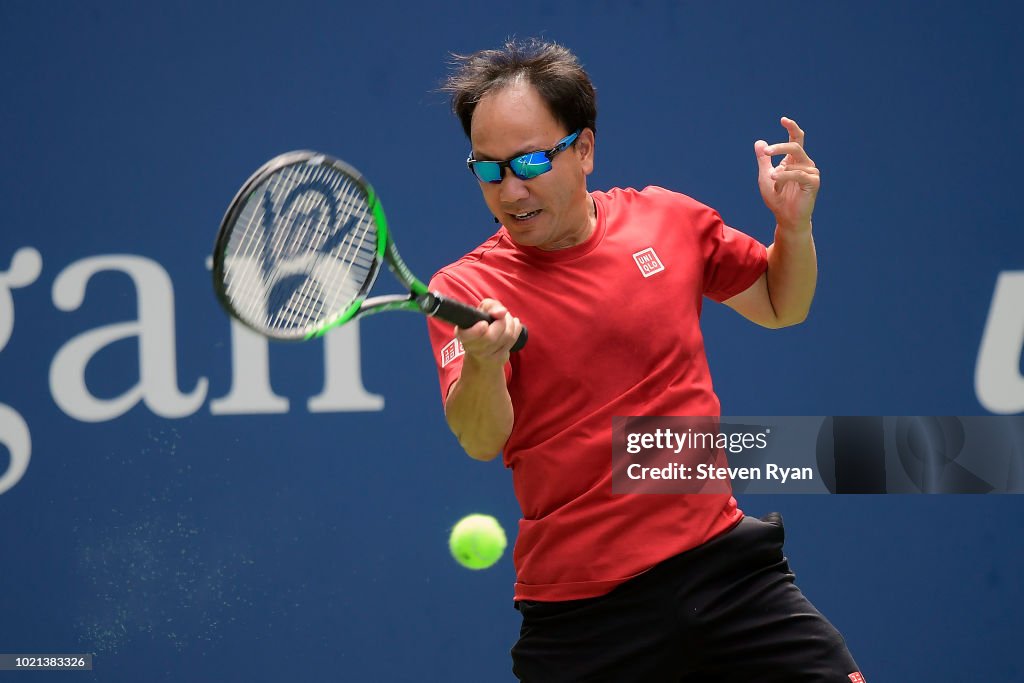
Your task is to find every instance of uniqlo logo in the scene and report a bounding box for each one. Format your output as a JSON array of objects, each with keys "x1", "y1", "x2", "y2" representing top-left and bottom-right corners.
[
  {"x1": 632, "y1": 247, "x2": 665, "y2": 277},
  {"x1": 440, "y1": 338, "x2": 465, "y2": 368},
  {"x1": 848, "y1": 673, "x2": 866, "y2": 683}
]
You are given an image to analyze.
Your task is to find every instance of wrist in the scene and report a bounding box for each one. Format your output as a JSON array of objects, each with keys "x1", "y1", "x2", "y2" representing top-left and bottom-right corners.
[
  {"x1": 775, "y1": 220, "x2": 813, "y2": 238},
  {"x1": 463, "y1": 350, "x2": 509, "y2": 375}
]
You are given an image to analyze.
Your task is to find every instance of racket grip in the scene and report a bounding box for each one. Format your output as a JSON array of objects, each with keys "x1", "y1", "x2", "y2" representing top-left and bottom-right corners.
[{"x1": 426, "y1": 293, "x2": 528, "y2": 352}]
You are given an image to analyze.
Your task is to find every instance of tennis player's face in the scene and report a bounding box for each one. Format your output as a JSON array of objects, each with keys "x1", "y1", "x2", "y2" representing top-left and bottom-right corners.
[{"x1": 470, "y1": 83, "x2": 595, "y2": 250}]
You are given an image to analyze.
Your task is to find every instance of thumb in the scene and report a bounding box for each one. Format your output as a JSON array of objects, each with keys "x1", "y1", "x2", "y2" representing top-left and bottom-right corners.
[
  {"x1": 754, "y1": 139, "x2": 774, "y2": 193},
  {"x1": 754, "y1": 139, "x2": 773, "y2": 174}
]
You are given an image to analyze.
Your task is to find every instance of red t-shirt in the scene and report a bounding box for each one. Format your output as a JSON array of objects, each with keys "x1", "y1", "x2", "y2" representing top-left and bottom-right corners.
[{"x1": 426, "y1": 186, "x2": 769, "y2": 602}]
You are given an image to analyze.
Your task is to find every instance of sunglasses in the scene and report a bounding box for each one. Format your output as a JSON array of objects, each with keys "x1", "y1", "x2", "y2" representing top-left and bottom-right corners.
[{"x1": 466, "y1": 130, "x2": 581, "y2": 183}]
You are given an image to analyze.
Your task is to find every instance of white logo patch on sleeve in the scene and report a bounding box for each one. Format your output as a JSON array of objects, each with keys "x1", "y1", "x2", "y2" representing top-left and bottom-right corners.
[{"x1": 441, "y1": 338, "x2": 465, "y2": 368}]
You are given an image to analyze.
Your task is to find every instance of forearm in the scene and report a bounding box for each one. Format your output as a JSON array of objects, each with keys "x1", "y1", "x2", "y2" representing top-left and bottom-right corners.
[
  {"x1": 766, "y1": 224, "x2": 817, "y2": 326},
  {"x1": 444, "y1": 355, "x2": 514, "y2": 461}
]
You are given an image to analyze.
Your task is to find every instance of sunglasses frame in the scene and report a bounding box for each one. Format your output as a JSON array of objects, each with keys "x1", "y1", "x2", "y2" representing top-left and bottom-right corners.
[{"x1": 466, "y1": 130, "x2": 581, "y2": 184}]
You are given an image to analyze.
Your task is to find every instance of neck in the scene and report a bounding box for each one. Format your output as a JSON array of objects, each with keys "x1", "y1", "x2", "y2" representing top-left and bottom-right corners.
[{"x1": 538, "y1": 194, "x2": 597, "y2": 251}]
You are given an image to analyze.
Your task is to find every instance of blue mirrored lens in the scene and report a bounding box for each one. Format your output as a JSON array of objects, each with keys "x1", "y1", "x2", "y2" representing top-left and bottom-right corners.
[
  {"x1": 509, "y1": 152, "x2": 552, "y2": 179},
  {"x1": 471, "y1": 161, "x2": 503, "y2": 183}
]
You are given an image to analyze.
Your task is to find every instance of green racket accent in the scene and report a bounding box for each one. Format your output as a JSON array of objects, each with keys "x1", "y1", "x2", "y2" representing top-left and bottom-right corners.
[
  {"x1": 305, "y1": 298, "x2": 363, "y2": 340},
  {"x1": 366, "y1": 184, "x2": 389, "y2": 263},
  {"x1": 371, "y1": 186, "x2": 429, "y2": 297}
]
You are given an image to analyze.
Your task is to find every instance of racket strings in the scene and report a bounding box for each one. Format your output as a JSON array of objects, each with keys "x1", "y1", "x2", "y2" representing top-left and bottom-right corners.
[
  {"x1": 270, "y1": 163, "x2": 336, "y2": 328},
  {"x1": 221, "y1": 160, "x2": 380, "y2": 337}
]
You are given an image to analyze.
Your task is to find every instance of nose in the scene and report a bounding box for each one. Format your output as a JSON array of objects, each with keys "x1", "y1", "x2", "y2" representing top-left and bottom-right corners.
[{"x1": 498, "y1": 171, "x2": 530, "y2": 203}]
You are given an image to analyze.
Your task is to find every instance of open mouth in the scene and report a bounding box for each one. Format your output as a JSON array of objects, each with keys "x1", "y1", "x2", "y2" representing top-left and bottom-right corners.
[{"x1": 510, "y1": 209, "x2": 542, "y2": 221}]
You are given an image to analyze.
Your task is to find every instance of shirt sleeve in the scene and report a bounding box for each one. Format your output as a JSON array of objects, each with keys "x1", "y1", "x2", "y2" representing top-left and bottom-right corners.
[
  {"x1": 699, "y1": 207, "x2": 769, "y2": 302},
  {"x1": 424, "y1": 270, "x2": 513, "y2": 404}
]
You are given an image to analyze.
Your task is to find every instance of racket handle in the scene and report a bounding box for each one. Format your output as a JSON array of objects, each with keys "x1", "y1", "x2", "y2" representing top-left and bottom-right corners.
[{"x1": 424, "y1": 293, "x2": 528, "y2": 352}]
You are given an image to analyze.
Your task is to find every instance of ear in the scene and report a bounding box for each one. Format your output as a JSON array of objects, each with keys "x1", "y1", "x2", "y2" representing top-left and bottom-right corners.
[{"x1": 576, "y1": 128, "x2": 595, "y2": 176}]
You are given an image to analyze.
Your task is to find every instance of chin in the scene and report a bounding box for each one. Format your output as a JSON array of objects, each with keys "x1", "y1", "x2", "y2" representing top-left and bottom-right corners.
[
  {"x1": 505, "y1": 232, "x2": 537, "y2": 247},
  {"x1": 507, "y1": 217, "x2": 557, "y2": 247},
  {"x1": 503, "y1": 223, "x2": 538, "y2": 245}
]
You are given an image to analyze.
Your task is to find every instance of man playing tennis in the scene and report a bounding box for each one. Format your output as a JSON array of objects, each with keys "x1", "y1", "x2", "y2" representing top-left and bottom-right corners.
[{"x1": 426, "y1": 39, "x2": 863, "y2": 682}]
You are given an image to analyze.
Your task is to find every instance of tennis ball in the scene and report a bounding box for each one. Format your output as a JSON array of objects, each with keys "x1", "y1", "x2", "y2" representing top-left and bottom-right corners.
[{"x1": 449, "y1": 514, "x2": 507, "y2": 570}]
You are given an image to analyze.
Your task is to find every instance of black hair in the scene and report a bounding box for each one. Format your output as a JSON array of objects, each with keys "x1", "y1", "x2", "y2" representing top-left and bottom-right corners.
[{"x1": 442, "y1": 38, "x2": 597, "y2": 139}]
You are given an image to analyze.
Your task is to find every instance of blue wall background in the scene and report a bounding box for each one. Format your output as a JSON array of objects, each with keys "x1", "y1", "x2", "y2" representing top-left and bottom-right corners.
[{"x1": 1, "y1": 1, "x2": 1022, "y2": 680}]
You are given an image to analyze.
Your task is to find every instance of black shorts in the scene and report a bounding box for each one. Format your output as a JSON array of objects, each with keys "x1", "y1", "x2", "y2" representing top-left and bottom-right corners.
[{"x1": 511, "y1": 514, "x2": 863, "y2": 683}]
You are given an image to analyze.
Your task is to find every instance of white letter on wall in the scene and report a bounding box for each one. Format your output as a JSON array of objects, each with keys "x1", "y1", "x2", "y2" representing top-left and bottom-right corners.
[
  {"x1": 0, "y1": 247, "x2": 42, "y2": 494},
  {"x1": 0, "y1": 406, "x2": 30, "y2": 495},
  {"x1": 209, "y1": 318, "x2": 290, "y2": 414},
  {"x1": 50, "y1": 255, "x2": 207, "y2": 422},
  {"x1": 976, "y1": 271, "x2": 1024, "y2": 414},
  {"x1": 308, "y1": 322, "x2": 384, "y2": 412}
]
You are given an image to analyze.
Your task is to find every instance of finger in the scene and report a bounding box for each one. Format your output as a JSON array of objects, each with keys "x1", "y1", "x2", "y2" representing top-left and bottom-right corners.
[
  {"x1": 483, "y1": 311, "x2": 513, "y2": 345},
  {"x1": 477, "y1": 298, "x2": 508, "y2": 318},
  {"x1": 488, "y1": 313, "x2": 525, "y2": 355},
  {"x1": 506, "y1": 317, "x2": 523, "y2": 351},
  {"x1": 775, "y1": 161, "x2": 820, "y2": 179},
  {"x1": 454, "y1": 319, "x2": 491, "y2": 344},
  {"x1": 470, "y1": 312, "x2": 519, "y2": 357},
  {"x1": 763, "y1": 142, "x2": 813, "y2": 166},
  {"x1": 770, "y1": 165, "x2": 820, "y2": 179},
  {"x1": 769, "y1": 169, "x2": 821, "y2": 190},
  {"x1": 781, "y1": 116, "x2": 805, "y2": 145},
  {"x1": 460, "y1": 323, "x2": 509, "y2": 360}
]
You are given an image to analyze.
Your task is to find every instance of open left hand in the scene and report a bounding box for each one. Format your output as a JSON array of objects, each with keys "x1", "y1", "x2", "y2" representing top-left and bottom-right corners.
[{"x1": 755, "y1": 117, "x2": 819, "y2": 233}]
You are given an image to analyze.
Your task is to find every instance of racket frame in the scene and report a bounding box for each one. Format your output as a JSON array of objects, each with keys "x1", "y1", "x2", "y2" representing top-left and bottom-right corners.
[{"x1": 213, "y1": 151, "x2": 505, "y2": 342}]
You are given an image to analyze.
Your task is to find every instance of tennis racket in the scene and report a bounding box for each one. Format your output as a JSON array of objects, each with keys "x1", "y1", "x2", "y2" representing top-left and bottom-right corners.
[{"x1": 212, "y1": 150, "x2": 527, "y2": 349}]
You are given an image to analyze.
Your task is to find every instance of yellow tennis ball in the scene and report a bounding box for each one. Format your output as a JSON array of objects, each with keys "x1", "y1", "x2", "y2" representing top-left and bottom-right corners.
[{"x1": 449, "y1": 514, "x2": 507, "y2": 570}]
